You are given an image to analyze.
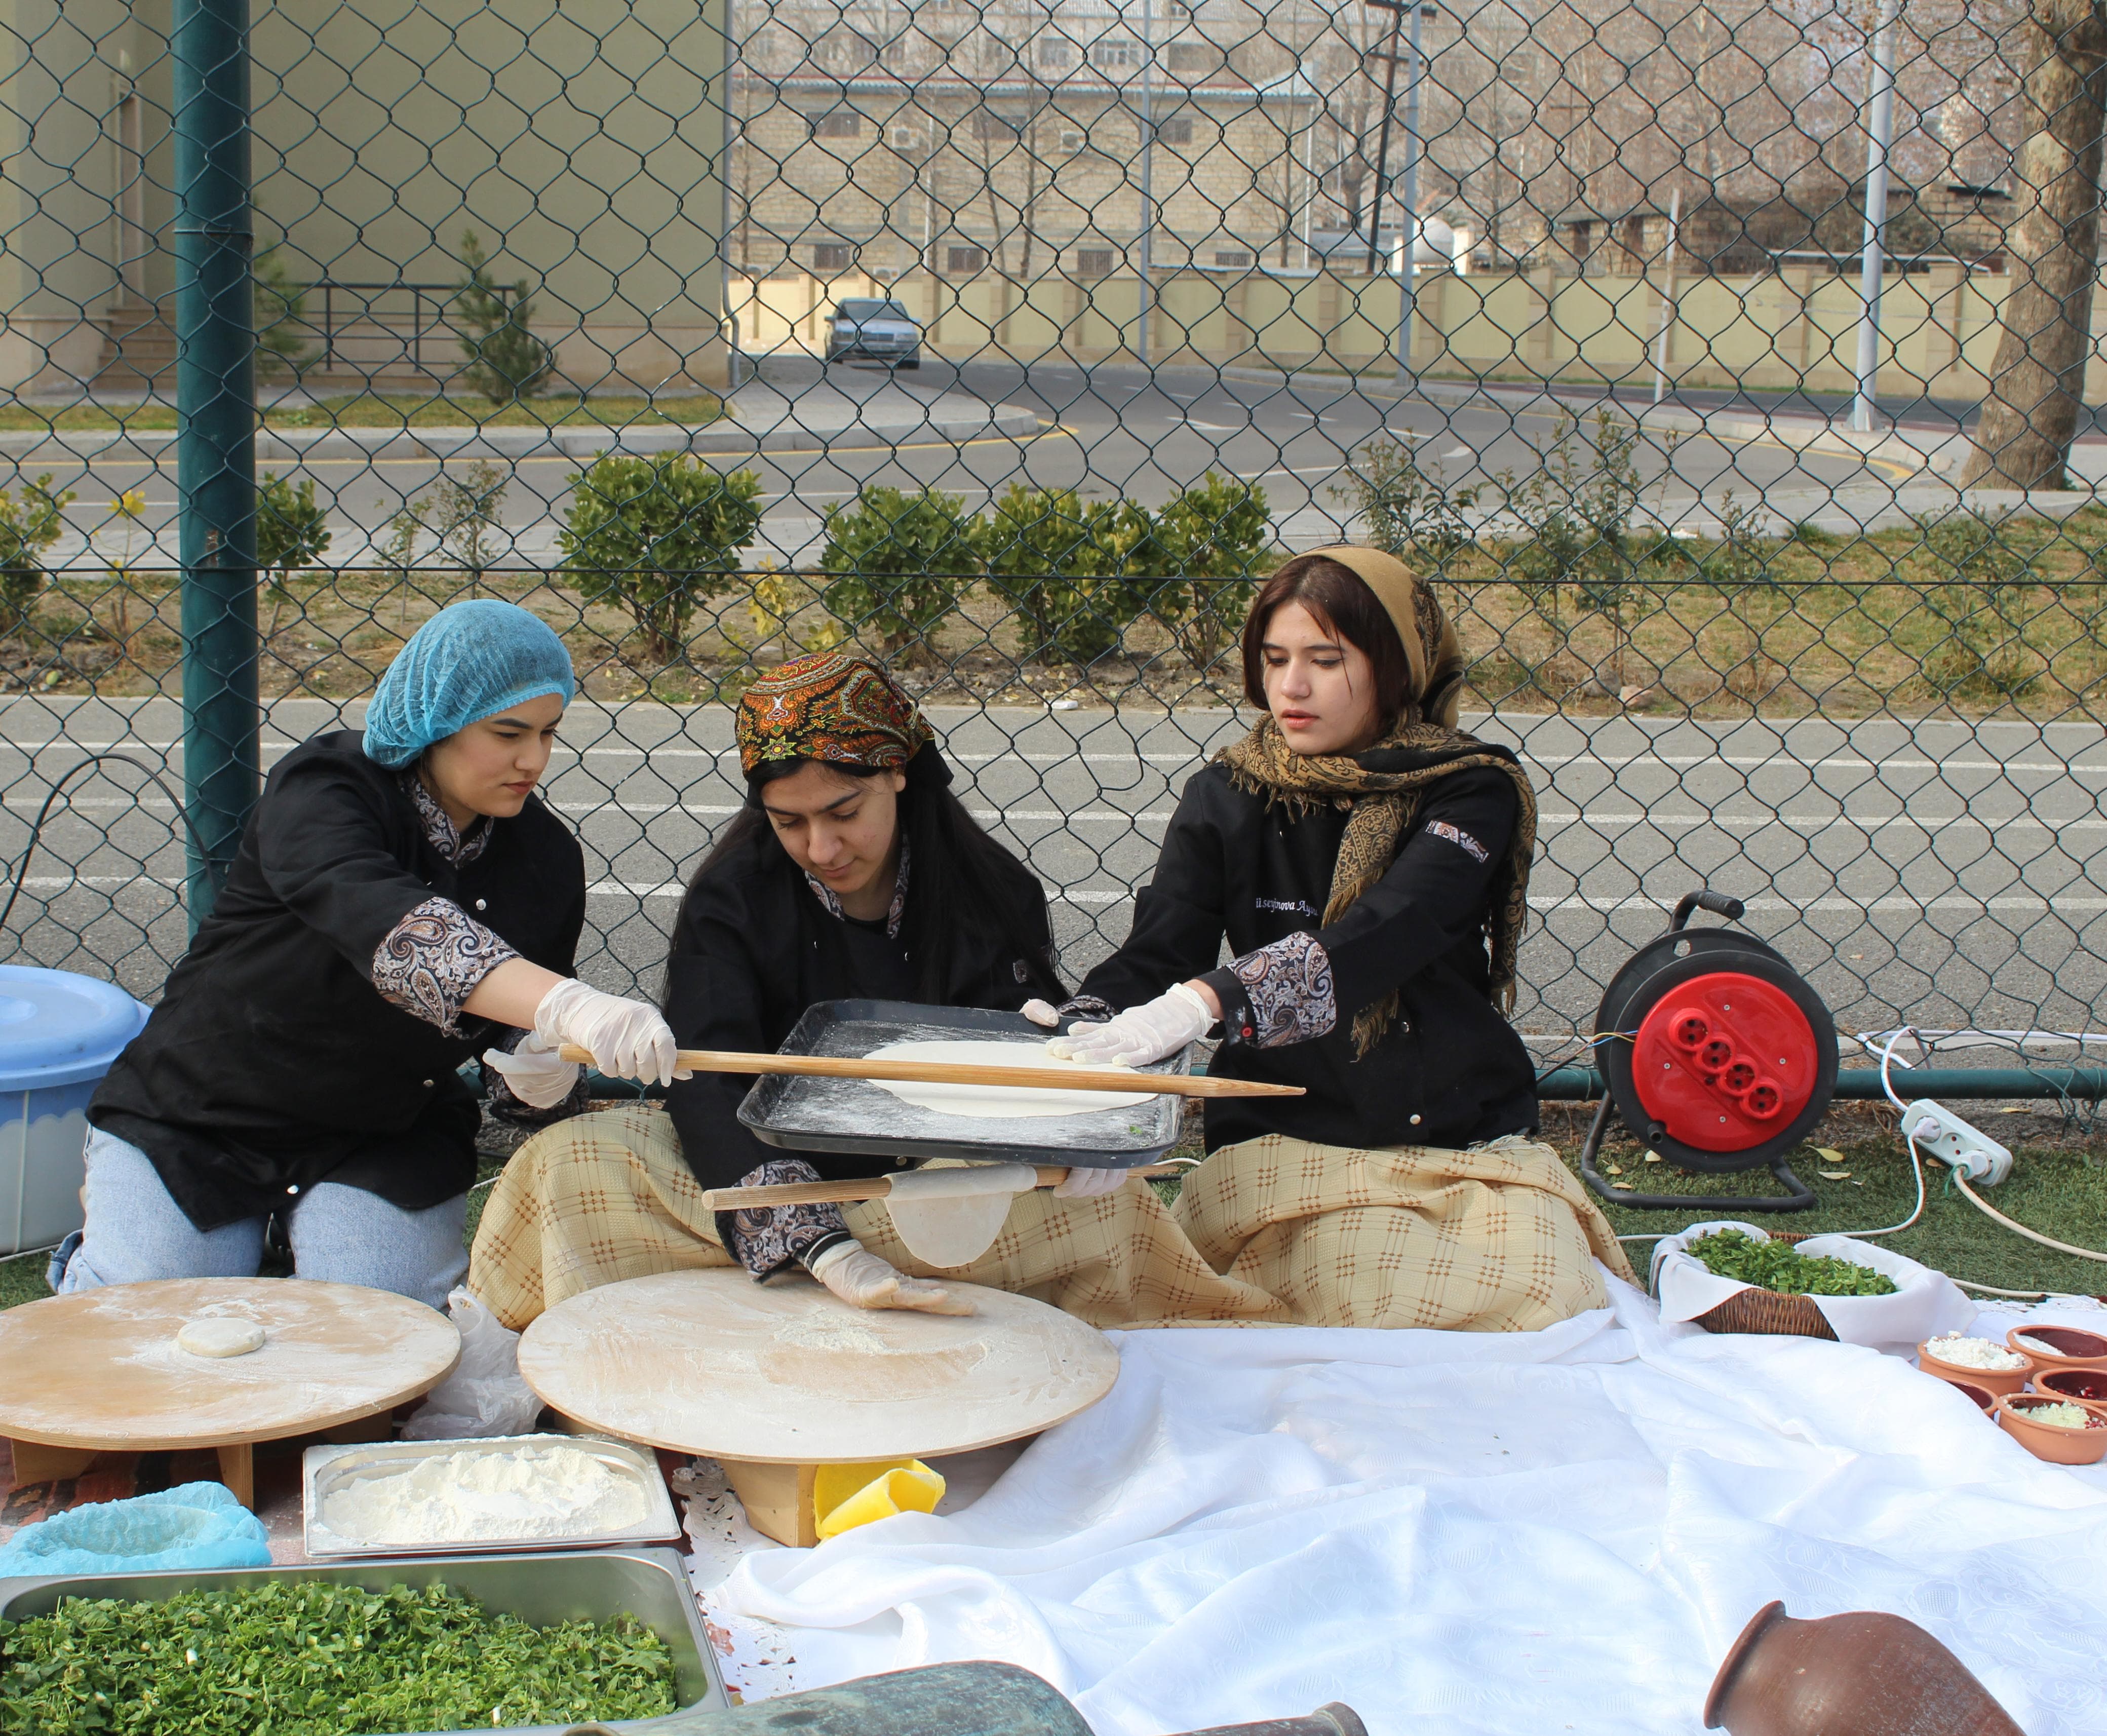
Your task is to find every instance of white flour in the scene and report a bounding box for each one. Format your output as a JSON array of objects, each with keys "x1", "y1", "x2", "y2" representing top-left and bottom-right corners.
[{"x1": 319, "y1": 1442, "x2": 652, "y2": 1546}]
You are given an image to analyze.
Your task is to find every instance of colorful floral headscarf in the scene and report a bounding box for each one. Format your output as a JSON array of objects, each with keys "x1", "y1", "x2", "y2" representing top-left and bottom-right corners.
[{"x1": 734, "y1": 652, "x2": 934, "y2": 777}]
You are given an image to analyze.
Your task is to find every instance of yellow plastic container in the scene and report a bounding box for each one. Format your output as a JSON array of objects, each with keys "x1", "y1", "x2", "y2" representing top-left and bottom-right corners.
[{"x1": 812, "y1": 1459, "x2": 946, "y2": 1539}]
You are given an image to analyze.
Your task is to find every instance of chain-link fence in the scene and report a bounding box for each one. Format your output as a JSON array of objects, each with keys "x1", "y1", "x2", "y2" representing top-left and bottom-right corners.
[{"x1": 3, "y1": 0, "x2": 2105, "y2": 1083}]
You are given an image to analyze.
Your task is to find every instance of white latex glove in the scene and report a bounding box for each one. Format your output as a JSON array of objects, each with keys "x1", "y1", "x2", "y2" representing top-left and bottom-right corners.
[
  {"x1": 1053, "y1": 1166, "x2": 1129, "y2": 1200},
  {"x1": 480, "y1": 1030, "x2": 580, "y2": 1109},
  {"x1": 532, "y1": 977, "x2": 686, "y2": 1087},
  {"x1": 808, "y1": 1241, "x2": 976, "y2": 1316},
  {"x1": 1021, "y1": 998, "x2": 1063, "y2": 1028},
  {"x1": 1046, "y1": 981, "x2": 1213, "y2": 1067}
]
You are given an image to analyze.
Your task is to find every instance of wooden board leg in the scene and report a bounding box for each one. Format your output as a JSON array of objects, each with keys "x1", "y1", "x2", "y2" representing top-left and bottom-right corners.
[
  {"x1": 6, "y1": 1439, "x2": 102, "y2": 1488},
  {"x1": 720, "y1": 1458, "x2": 820, "y2": 1548},
  {"x1": 215, "y1": 1442, "x2": 255, "y2": 1509}
]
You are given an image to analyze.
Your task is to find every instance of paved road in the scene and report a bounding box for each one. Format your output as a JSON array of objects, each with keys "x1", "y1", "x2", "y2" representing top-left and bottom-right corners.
[
  {"x1": 26, "y1": 356, "x2": 1906, "y2": 573},
  {"x1": 7, "y1": 695, "x2": 2102, "y2": 1059}
]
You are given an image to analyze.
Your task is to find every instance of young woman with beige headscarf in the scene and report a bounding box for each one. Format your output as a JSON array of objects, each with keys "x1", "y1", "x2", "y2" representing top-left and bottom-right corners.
[{"x1": 1026, "y1": 547, "x2": 1633, "y2": 1328}]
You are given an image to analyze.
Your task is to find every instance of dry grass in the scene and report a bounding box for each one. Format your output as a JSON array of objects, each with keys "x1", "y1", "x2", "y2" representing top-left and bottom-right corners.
[{"x1": 0, "y1": 391, "x2": 723, "y2": 434}]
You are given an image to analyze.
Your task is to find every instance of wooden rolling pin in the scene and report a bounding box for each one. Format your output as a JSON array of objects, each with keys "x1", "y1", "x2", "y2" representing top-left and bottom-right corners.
[
  {"x1": 557, "y1": 1045, "x2": 1304, "y2": 1100},
  {"x1": 702, "y1": 1164, "x2": 1185, "y2": 1212}
]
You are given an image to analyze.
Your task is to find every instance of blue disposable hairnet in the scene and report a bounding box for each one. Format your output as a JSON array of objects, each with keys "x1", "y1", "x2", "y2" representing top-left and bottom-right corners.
[{"x1": 362, "y1": 599, "x2": 575, "y2": 768}]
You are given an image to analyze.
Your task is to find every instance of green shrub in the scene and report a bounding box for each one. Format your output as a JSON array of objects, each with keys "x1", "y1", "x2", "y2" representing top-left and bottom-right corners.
[
  {"x1": 257, "y1": 471, "x2": 332, "y2": 583},
  {"x1": 978, "y1": 484, "x2": 1134, "y2": 666},
  {"x1": 1334, "y1": 437, "x2": 1478, "y2": 565},
  {"x1": 1147, "y1": 472, "x2": 1271, "y2": 669},
  {"x1": 560, "y1": 452, "x2": 763, "y2": 663},
  {"x1": 818, "y1": 485, "x2": 979, "y2": 656},
  {"x1": 455, "y1": 229, "x2": 554, "y2": 405},
  {"x1": 0, "y1": 475, "x2": 73, "y2": 639},
  {"x1": 255, "y1": 245, "x2": 317, "y2": 378}
]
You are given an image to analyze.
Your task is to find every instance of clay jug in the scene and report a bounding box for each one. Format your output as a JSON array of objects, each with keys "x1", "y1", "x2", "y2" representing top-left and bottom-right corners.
[{"x1": 1705, "y1": 1601, "x2": 2024, "y2": 1736}]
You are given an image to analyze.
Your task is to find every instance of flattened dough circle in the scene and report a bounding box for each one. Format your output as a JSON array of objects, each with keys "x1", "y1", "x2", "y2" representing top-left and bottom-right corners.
[
  {"x1": 864, "y1": 1038, "x2": 1154, "y2": 1118},
  {"x1": 176, "y1": 1317, "x2": 266, "y2": 1358}
]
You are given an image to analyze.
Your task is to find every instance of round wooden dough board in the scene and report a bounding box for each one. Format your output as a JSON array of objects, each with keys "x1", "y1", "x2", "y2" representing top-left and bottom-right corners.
[
  {"x1": 518, "y1": 1268, "x2": 1120, "y2": 1464},
  {"x1": 0, "y1": 1278, "x2": 461, "y2": 1451}
]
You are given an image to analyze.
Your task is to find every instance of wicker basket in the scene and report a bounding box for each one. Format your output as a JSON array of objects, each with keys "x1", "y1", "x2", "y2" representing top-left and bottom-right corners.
[
  {"x1": 1684, "y1": 1231, "x2": 1839, "y2": 1339},
  {"x1": 1691, "y1": 1286, "x2": 1838, "y2": 1339}
]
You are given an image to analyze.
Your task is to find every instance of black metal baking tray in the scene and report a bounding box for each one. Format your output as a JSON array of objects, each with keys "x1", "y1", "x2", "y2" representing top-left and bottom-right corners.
[{"x1": 736, "y1": 999, "x2": 1188, "y2": 1168}]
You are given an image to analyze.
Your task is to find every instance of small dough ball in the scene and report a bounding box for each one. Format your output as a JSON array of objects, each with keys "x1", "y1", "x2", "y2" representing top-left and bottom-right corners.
[{"x1": 176, "y1": 1317, "x2": 265, "y2": 1358}]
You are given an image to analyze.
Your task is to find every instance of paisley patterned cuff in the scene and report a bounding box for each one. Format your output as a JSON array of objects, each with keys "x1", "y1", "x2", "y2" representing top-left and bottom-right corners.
[
  {"x1": 1057, "y1": 994, "x2": 1117, "y2": 1025},
  {"x1": 1225, "y1": 931, "x2": 1336, "y2": 1048},
  {"x1": 718, "y1": 1158, "x2": 853, "y2": 1281},
  {"x1": 371, "y1": 896, "x2": 520, "y2": 1033}
]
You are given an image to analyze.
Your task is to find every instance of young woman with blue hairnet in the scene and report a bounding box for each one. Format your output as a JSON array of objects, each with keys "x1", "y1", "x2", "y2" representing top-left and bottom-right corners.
[{"x1": 57, "y1": 600, "x2": 680, "y2": 1309}]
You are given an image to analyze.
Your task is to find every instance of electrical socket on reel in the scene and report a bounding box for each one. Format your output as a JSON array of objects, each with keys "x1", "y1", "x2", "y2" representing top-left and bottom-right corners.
[{"x1": 1899, "y1": 1099, "x2": 2014, "y2": 1187}]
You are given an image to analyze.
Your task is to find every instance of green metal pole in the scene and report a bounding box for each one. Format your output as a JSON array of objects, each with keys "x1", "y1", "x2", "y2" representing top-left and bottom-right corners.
[
  {"x1": 173, "y1": 0, "x2": 258, "y2": 931},
  {"x1": 1534, "y1": 1065, "x2": 2107, "y2": 1102}
]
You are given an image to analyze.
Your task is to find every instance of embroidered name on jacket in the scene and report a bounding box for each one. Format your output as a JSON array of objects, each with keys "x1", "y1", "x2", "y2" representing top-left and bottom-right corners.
[
  {"x1": 1255, "y1": 896, "x2": 1319, "y2": 917},
  {"x1": 1426, "y1": 821, "x2": 1490, "y2": 864}
]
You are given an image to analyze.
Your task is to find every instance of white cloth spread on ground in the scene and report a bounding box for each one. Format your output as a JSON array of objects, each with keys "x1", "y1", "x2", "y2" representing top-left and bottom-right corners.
[{"x1": 701, "y1": 1276, "x2": 2107, "y2": 1736}]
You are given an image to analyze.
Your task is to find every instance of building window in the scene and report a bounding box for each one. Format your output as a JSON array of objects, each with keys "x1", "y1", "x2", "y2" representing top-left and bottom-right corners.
[
  {"x1": 1092, "y1": 37, "x2": 1139, "y2": 67},
  {"x1": 1166, "y1": 43, "x2": 1210, "y2": 71},
  {"x1": 812, "y1": 243, "x2": 852, "y2": 271},
  {"x1": 884, "y1": 39, "x2": 910, "y2": 66},
  {"x1": 1167, "y1": 2, "x2": 1191, "y2": 14},
  {"x1": 1037, "y1": 36, "x2": 1074, "y2": 65},
  {"x1": 813, "y1": 112, "x2": 863, "y2": 138},
  {"x1": 1158, "y1": 115, "x2": 1194, "y2": 145},
  {"x1": 972, "y1": 112, "x2": 1019, "y2": 140},
  {"x1": 1214, "y1": 249, "x2": 1253, "y2": 268},
  {"x1": 1075, "y1": 248, "x2": 1115, "y2": 276},
  {"x1": 946, "y1": 245, "x2": 988, "y2": 273}
]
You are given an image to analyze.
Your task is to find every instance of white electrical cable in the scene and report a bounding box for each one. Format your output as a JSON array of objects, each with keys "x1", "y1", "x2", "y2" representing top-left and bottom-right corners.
[
  {"x1": 1817, "y1": 1028, "x2": 1928, "y2": 1241},
  {"x1": 1950, "y1": 1170, "x2": 2107, "y2": 1264}
]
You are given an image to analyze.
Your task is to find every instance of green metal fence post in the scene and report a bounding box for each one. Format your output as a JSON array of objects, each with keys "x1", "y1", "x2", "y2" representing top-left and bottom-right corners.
[{"x1": 173, "y1": 0, "x2": 258, "y2": 930}]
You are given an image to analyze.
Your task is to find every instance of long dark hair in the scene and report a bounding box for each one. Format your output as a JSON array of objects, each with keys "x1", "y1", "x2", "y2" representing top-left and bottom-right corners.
[{"x1": 693, "y1": 748, "x2": 1064, "y2": 1004}]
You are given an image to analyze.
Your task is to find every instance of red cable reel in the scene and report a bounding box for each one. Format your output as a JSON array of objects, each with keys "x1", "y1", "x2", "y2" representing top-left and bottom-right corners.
[{"x1": 1583, "y1": 889, "x2": 1838, "y2": 1211}]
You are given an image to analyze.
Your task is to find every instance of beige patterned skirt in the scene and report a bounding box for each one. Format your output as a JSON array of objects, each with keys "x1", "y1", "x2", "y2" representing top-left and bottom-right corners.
[{"x1": 468, "y1": 1104, "x2": 1633, "y2": 1336}]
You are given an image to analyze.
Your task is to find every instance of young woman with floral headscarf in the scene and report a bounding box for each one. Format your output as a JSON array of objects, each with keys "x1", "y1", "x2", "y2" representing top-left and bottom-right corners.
[
  {"x1": 468, "y1": 651, "x2": 1084, "y2": 1326},
  {"x1": 1028, "y1": 547, "x2": 1632, "y2": 1327},
  {"x1": 59, "y1": 600, "x2": 683, "y2": 1310}
]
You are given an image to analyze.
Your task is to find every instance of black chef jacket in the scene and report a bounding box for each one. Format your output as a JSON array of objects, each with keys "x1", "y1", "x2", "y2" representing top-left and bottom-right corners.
[
  {"x1": 662, "y1": 824, "x2": 1056, "y2": 1190},
  {"x1": 1073, "y1": 758, "x2": 1537, "y2": 1154},
  {"x1": 89, "y1": 731, "x2": 584, "y2": 1229}
]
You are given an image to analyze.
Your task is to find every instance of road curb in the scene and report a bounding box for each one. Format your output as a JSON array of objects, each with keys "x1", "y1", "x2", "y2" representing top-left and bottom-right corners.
[
  {"x1": 0, "y1": 401, "x2": 1043, "y2": 466},
  {"x1": 1206, "y1": 362, "x2": 1962, "y2": 483}
]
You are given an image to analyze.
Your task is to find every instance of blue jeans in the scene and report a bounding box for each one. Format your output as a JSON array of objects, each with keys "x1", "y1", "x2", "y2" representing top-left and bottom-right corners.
[{"x1": 50, "y1": 1127, "x2": 468, "y2": 1311}]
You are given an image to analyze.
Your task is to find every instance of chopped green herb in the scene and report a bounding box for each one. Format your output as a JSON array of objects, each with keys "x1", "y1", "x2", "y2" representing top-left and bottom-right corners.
[
  {"x1": 1686, "y1": 1228, "x2": 1899, "y2": 1298},
  {"x1": 0, "y1": 1579, "x2": 679, "y2": 1733}
]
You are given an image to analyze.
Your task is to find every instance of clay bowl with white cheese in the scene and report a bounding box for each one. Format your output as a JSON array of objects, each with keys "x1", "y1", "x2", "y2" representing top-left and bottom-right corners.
[{"x1": 1917, "y1": 1335, "x2": 2035, "y2": 1399}]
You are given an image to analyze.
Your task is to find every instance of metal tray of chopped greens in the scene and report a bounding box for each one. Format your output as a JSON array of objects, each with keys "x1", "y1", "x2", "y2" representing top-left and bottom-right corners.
[
  {"x1": 737, "y1": 999, "x2": 1188, "y2": 1169},
  {"x1": 0, "y1": 1546, "x2": 725, "y2": 1734}
]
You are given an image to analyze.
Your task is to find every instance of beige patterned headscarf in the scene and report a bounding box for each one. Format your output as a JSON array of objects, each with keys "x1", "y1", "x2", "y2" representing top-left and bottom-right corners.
[{"x1": 1220, "y1": 546, "x2": 1537, "y2": 1052}]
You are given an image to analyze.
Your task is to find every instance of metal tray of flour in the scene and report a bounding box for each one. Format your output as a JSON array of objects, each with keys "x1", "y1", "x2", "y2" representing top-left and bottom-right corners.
[{"x1": 737, "y1": 999, "x2": 1187, "y2": 1168}]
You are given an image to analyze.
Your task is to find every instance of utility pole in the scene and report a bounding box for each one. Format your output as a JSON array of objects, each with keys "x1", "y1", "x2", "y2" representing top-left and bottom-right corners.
[
  {"x1": 1364, "y1": 0, "x2": 1406, "y2": 274},
  {"x1": 1135, "y1": 0, "x2": 1157, "y2": 365},
  {"x1": 1391, "y1": 3, "x2": 1432, "y2": 384},
  {"x1": 172, "y1": 0, "x2": 258, "y2": 928},
  {"x1": 1651, "y1": 185, "x2": 1681, "y2": 404},
  {"x1": 1849, "y1": 0, "x2": 1899, "y2": 434}
]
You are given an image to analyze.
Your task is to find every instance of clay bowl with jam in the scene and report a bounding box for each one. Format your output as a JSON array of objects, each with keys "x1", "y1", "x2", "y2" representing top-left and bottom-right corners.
[
  {"x1": 1994, "y1": 1392, "x2": 2107, "y2": 1465},
  {"x1": 1916, "y1": 1338, "x2": 2034, "y2": 1399},
  {"x1": 2004, "y1": 1324, "x2": 2107, "y2": 1377},
  {"x1": 2033, "y1": 1366, "x2": 2107, "y2": 1406}
]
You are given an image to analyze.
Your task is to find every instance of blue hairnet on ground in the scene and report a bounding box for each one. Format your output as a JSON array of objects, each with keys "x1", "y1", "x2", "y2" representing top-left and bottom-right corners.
[{"x1": 362, "y1": 599, "x2": 575, "y2": 767}]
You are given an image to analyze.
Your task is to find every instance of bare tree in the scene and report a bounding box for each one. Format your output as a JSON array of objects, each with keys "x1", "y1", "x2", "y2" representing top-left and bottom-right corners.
[{"x1": 1960, "y1": 0, "x2": 2107, "y2": 489}]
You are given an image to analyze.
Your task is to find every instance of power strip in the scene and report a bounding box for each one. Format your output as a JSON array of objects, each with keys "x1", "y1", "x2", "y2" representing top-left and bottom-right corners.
[{"x1": 1900, "y1": 1099, "x2": 2014, "y2": 1185}]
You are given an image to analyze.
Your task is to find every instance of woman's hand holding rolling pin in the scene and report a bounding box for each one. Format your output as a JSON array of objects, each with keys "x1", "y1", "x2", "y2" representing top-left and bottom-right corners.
[
  {"x1": 1040, "y1": 982, "x2": 1218, "y2": 1068},
  {"x1": 527, "y1": 978, "x2": 689, "y2": 1086}
]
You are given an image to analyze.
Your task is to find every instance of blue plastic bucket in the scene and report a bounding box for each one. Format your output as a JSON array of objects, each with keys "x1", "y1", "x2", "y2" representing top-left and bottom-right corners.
[{"x1": 0, "y1": 966, "x2": 150, "y2": 1255}]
